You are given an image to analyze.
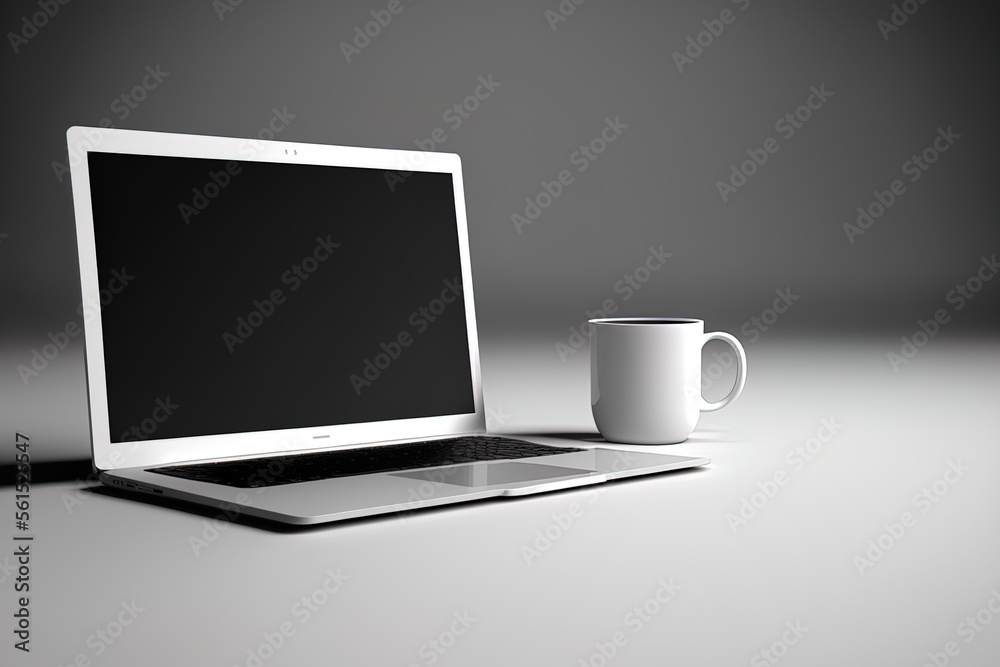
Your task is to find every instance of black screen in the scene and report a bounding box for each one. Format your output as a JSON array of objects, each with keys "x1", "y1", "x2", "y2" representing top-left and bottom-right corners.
[{"x1": 87, "y1": 152, "x2": 475, "y2": 443}]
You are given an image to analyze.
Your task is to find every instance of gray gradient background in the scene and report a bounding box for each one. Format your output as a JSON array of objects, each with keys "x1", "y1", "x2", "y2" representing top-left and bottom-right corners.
[
  {"x1": 1, "y1": 1, "x2": 998, "y2": 448},
  {"x1": 2, "y1": 3, "x2": 1000, "y2": 666}
]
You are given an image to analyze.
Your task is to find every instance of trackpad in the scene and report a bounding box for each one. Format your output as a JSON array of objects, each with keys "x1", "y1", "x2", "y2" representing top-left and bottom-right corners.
[{"x1": 393, "y1": 461, "x2": 594, "y2": 488}]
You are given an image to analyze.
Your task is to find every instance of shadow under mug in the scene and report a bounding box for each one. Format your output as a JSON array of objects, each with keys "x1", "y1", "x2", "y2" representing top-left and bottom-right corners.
[{"x1": 590, "y1": 318, "x2": 747, "y2": 445}]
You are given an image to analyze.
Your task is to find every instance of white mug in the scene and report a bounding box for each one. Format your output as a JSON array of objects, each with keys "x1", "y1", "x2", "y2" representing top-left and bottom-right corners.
[{"x1": 590, "y1": 318, "x2": 747, "y2": 444}]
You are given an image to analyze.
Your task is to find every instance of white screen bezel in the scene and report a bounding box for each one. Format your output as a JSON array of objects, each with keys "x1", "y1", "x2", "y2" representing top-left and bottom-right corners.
[{"x1": 67, "y1": 126, "x2": 485, "y2": 471}]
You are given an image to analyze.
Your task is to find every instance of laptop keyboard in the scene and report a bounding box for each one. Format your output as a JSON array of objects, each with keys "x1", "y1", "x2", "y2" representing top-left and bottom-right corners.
[{"x1": 148, "y1": 436, "x2": 584, "y2": 488}]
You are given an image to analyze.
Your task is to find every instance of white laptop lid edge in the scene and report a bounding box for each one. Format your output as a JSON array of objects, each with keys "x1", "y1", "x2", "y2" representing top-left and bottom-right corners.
[{"x1": 67, "y1": 126, "x2": 486, "y2": 472}]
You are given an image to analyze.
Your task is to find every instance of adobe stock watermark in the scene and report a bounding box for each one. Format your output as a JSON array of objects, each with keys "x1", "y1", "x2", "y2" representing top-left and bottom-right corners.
[
  {"x1": 213, "y1": 0, "x2": 246, "y2": 21},
  {"x1": 844, "y1": 126, "x2": 960, "y2": 244},
  {"x1": 0, "y1": 556, "x2": 18, "y2": 586},
  {"x1": 56, "y1": 125, "x2": 112, "y2": 184},
  {"x1": 853, "y1": 459, "x2": 969, "y2": 575},
  {"x1": 703, "y1": 287, "x2": 799, "y2": 394},
  {"x1": 52, "y1": 66, "x2": 171, "y2": 182},
  {"x1": 750, "y1": 621, "x2": 809, "y2": 667},
  {"x1": 578, "y1": 578, "x2": 681, "y2": 667},
  {"x1": 739, "y1": 288, "x2": 799, "y2": 344},
  {"x1": 877, "y1": 0, "x2": 932, "y2": 41},
  {"x1": 222, "y1": 235, "x2": 340, "y2": 354},
  {"x1": 233, "y1": 567, "x2": 350, "y2": 667},
  {"x1": 672, "y1": 0, "x2": 752, "y2": 73},
  {"x1": 59, "y1": 393, "x2": 176, "y2": 516},
  {"x1": 61, "y1": 435, "x2": 165, "y2": 516},
  {"x1": 349, "y1": 277, "x2": 462, "y2": 395},
  {"x1": 54, "y1": 600, "x2": 144, "y2": 667},
  {"x1": 7, "y1": 0, "x2": 72, "y2": 54},
  {"x1": 61, "y1": 472, "x2": 102, "y2": 516},
  {"x1": 405, "y1": 611, "x2": 477, "y2": 667},
  {"x1": 555, "y1": 245, "x2": 673, "y2": 362},
  {"x1": 919, "y1": 587, "x2": 1000, "y2": 667},
  {"x1": 17, "y1": 268, "x2": 135, "y2": 385},
  {"x1": 340, "y1": 0, "x2": 416, "y2": 63},
  {"x1": 62, "y1": 407, "x2": 188, "y2": 516},
  {"x1": 60, "y1": 468, "x2": 116, "y2": 516},
  {"x1": 188, "y1": 441, "x2": 297, "y2": 555},
  {"x1": 393, "y1": 410, "x2": 511, "y2": 524},
  {"x1": 485, "y1": 406, "x2": 513, "y2": 432},
  {"x1": 180, "y1": 107, "x2": 296, "y2": 224},
  {"x1": 511, "y1": 116, "x2": 629, "y2": 234},
  {"x1": 385, "y1": 74, "x2": 501, "y2": 192},
  {"x1": 118, "y1": 396, "x2": 180, "y2": 442},
  {"x1": 886, "y1": 253, "x2": 997, "y2": 373},
  {"x1": 544, "y1": 0, "x2": 591, "y2": 31},
  {"x1": 188, "y1": 493, "x2": 255, "y2": 556},
  {"x1": 62, "y1": 406, "x2": 197, "y2": 515},
  {"x1": 521, "y1": 451, "x2": 638, "y2": 565},
  {"x1": 236, "y1": 107, "x2": 297, "y2": 157},
  {"x1": 179, "y1": 161, "x2": 242, "y2": 224},
  {"x1": 716, "y1": 84, "x2": 834, "y2": 203},
  {"x1": 521, "y1": 488, "x2": 600, "y2": 566},
  {"x1": 394, "y1": 409, "x2": 514, "y2": 522},
  {"x1": 393, "y1": 465, "x2": 463, "y2": 524},
  {"x1": 726, "y1": 417, "x2": 842, "y2": 533}
]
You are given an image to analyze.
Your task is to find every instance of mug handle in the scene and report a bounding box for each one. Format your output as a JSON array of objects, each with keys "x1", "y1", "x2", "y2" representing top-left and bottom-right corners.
[{"x1": 699, "y1": 332, "x2": 747, "y2": 412}]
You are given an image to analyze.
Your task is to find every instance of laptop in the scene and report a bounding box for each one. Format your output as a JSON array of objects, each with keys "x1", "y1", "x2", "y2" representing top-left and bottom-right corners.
[{"x1": 66, "y1": 126, "x2": 709, "y2": 525}]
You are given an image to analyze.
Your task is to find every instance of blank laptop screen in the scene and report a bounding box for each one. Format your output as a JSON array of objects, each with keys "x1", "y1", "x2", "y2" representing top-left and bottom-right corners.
[{"x1": 87, "y1": 152, "x2": 475, "y2": 443}]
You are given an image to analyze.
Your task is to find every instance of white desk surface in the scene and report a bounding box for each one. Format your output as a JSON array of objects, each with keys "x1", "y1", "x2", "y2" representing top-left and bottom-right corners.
[{"x1": 4, "y1": 338, "x2": 999, "y2": 666}]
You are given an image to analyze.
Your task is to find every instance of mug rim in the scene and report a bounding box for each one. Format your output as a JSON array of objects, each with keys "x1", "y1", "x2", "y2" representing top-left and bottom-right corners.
[{"x1": 588, "y1": 317, "x2": 703, "y2": 326}]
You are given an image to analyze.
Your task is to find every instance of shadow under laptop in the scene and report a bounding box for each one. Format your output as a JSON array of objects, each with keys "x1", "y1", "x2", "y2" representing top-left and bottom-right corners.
[
  {"x1": 81, "y1": 465, "x2": 710, "y2": 534},
  {"x1": 0, "y1": 459, "x2": 94, "y2": 486}
]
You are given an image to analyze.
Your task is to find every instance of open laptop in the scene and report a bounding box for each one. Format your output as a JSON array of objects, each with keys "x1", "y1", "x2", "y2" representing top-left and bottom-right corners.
[{"x1": 67, "y1": 126, "x2": 708, "y2": 525}]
